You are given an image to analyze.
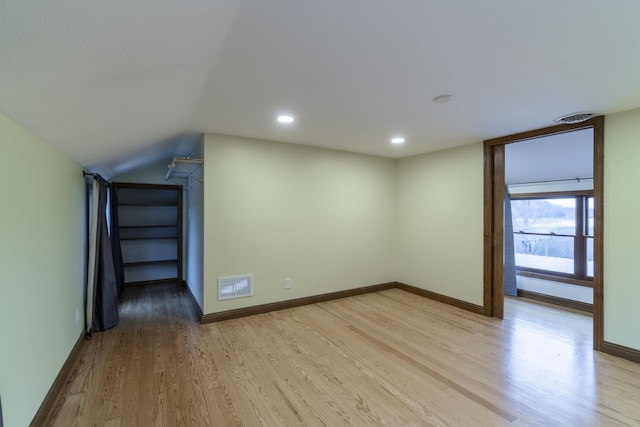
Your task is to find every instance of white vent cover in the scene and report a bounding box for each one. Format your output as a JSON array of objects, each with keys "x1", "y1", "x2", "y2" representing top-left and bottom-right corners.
[
  {"x1": 218, "y1": 274, "x2": 253, "y2": 300},
  {"x1": 553, "y1": 111, "x2": 598, "y2": 125}
]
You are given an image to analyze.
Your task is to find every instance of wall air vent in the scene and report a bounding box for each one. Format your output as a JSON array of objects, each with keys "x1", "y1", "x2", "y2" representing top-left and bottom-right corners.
[
  {"x1": 553, "y1": 111, "x2": 598, "y2": 125},
  {"x1": 218, "y1": 274, "x2": 253, "y2": 300}
]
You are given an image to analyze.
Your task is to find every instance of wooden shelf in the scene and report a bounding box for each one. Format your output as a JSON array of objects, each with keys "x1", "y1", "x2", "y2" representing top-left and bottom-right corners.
[
  {"x1": 120, "y1": 236, "x2": 177, "y2": 241},
  {"x1": 119, "y1": 202, "x2": 178, "y2": 207},
  {"x1": 124, "y1": 259, "x2": 178, "y2": 268},
  {"x1": 119, "y1": 225, "x2": 177, "y2": 229}
]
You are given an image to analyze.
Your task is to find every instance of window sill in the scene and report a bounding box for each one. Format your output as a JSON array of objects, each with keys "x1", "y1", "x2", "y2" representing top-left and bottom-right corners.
[{"x1": 516, "y1": 270, "x2": 593, "y2": 288}]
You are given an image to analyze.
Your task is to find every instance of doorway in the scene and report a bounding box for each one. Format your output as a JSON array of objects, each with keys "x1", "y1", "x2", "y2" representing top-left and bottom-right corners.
[
  {"x1": 113, "y1": 182, "x2": 183, "y2": 287},
  {"x1": 483, "y1": 116, "x2": 604, "y2": 350}
]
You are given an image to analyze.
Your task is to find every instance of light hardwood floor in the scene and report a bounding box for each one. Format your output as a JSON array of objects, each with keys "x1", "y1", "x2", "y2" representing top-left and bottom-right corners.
[{"x1": 46, "y1": 284, "x2": 640, "y2": 426}]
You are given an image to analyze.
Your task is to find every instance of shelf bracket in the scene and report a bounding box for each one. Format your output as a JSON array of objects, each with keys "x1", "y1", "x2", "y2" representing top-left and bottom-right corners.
[{"x1": 165, "y1": 157, "x2": 203, "y2": 190}]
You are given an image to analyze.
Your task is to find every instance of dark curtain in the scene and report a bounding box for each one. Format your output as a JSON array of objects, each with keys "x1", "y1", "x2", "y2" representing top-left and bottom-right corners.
[
  {"x1": 89, "y1": 176, "x2": 119, "y2": 333},
  {"x1": 109, "y1": 184, "x2": 126, "y2": 296},
  {"x1": 504, "y1": 188, "x2": 518, "y2": 296}
]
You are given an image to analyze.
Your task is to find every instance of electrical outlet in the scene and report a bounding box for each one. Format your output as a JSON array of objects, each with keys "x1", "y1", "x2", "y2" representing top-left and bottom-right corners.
[
  {"x1": 75, "y1": 308, "x2": 81, "y2": 325},
  {"x1": 284, "y1": 278, "x2": 292, "y2": 289}
]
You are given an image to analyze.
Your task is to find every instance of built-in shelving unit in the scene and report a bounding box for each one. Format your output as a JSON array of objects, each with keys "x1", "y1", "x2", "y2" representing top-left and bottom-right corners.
[{"x1": 113, "y1": 182, "x2": 182, "y2": 287}]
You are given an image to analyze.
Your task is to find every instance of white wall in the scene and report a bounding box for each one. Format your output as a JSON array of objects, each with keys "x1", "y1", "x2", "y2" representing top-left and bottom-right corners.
[
  {"x1": 0, "y1": 112, "x2": 85, "y2": 427},
  {"x1": 604, "y1": 107, "x2": 640, "y2": 350},
  {"x1": 516, "y1": 276, "x2": 593, "y2": 304},
  {"x1": 202, "y1": 134, "x2": 396, "y2": 314},
  {"x1": 186, "y1": 139, "x2": 204, "y2": 311},
  {"x1": 111, "y1": 159, "x2": 174, "y2": 185},
  {"x1": 395, "y1": 142, "x2": 484, "y2": 306}
]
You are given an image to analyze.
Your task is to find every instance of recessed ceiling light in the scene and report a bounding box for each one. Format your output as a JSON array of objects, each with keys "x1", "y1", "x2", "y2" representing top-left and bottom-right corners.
[
  {"x1": 391, "y1": 137, "x2": 405, "y2": 144},
  {"x1": 277, "y1": 115, "x2": 295, "y2": 124},
  {"x1": 553, "y1": 111, "x2": 598, "y2": 125},
  {"x1": 432, "y1": 94, "x2": 454, "y2": 104}
]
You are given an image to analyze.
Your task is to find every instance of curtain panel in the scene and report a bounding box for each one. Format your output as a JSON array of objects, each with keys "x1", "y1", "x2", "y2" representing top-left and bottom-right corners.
[
  {"x1": 85, "y1": 175, "x2": 119, "y2": 334},
  {"x1": 504, "y1": 188, "x2": 518, "y2": 297}
]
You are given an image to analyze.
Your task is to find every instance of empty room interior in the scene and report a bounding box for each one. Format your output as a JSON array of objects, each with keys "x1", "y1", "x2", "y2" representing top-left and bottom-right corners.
[{"x1": 3, "y1": 1, "x2": 640, "y2": 426}]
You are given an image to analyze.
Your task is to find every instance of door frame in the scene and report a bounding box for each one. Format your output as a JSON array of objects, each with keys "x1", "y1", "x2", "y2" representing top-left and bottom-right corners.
[{"x1": 483, "y1": 116, "x2": 604, "y2": 350}]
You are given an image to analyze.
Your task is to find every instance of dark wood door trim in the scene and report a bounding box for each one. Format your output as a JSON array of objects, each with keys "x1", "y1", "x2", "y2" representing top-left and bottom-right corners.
[
  {"x1": 592, "y1": 118, "x2": 605, "y2": 351},
  {"x1": 483, "y1": 143, "x2": 494, "y2": 316},
  {"x1": 483, "y1": 116, "x2": 604, "y2": 350}
]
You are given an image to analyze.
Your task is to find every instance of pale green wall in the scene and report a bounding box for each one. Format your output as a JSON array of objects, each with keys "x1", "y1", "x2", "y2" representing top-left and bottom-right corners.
[
  {"x1": 0, "y1": 112, "x2": 85, "y2": 426},
  {"x1": 395, "y1": 142, "x2": 484, "y2": 305},
  {"x1": 203, "y1": 134, "x2": 396, "y2": 314},
  {"x1": 604, "y1": 107, "x2": 640, "y2": 349}
]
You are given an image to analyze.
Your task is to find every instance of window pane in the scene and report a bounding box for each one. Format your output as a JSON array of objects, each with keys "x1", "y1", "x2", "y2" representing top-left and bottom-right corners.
[
  {"x1": 586, "y1": 237, "x2": 594, "y2": 277},
  {"x1": 513, "y1": 234, "x2": 574, "y2": 274},
  {"x1": 511, "y1": 198, "x2": 576, "y2": 235},
  {"x1": 586, "y1": 197, "x2": 594, "y2": 236}
]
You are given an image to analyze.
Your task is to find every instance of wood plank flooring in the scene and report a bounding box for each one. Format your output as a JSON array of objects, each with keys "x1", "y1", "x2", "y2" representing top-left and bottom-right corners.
[{"x1": 45, "y1": 284, "x2": 640, "y2": 426}]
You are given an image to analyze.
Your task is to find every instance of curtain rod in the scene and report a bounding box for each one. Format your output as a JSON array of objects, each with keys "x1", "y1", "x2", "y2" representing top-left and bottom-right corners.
[
  {"x1": 508, "y1": 176, "x2": 593, "y2": 186},
  {"x1": 83, "y1": 171, "x2": 109, "y2": 183}
]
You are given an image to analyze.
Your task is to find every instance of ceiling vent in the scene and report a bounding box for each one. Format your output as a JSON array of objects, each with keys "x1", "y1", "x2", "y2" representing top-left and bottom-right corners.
[{"x1": 553, "y1": 111, "x2": 598, "y2": 125}]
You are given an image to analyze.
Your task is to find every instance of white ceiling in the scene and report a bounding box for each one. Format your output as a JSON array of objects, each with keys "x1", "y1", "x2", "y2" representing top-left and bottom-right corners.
[{"x1": 2, "y1": 0, "x2": 640, "y2": 178}]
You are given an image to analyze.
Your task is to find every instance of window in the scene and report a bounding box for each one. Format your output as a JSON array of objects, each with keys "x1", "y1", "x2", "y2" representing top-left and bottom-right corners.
[{"x1": 511, "y1": 193, "x2": 593, "y2": 283}]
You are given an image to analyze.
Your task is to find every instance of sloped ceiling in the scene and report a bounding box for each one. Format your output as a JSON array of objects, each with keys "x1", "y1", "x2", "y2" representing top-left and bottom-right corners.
[
  {"x1": 505, "y1": 128, "x2": 593, "y2": 185},
  {"x1": 2, "y1": 0, "x2": 640, "y2": 178}
]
